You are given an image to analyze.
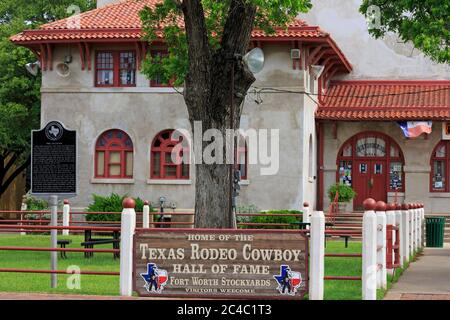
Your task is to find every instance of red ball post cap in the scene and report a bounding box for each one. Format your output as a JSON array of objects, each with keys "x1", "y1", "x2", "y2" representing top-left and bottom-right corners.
[
  {"x1": 363, "y1": 198, "x2": 376, "y2": 211},
  {"x1": 375, "y1": 201, "x2": 387, "y2": 212},
  {"x1": 401, "y1": 203, "x2": 409, "y2": 210},
  {"x1": 63, "y1": 199, "x2": 69, "y2": 205},
  {"x1": 411, "y1": 203, "x2": 417, "y2": 209},
  {"x1": 396, "y1": 204, "x2": 402, "y2": 210},
  {"x1": 144, "y1": 200, "x2": 149, "y2": 206},
  {"x1": 386, "y1": 203, "x2": 396, "y2": 211},
  {"x1": 122, "y1": 198, "x2": 136, "y2": 209},
  {"x1": 303, "y1": 202, "x2": 309, "y2": 208}
]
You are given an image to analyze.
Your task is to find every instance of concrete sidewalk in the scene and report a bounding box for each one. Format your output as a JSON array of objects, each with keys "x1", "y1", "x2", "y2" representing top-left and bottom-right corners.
[{"x1": 385, "y1": 244, "x2": 450, "y2": 300}]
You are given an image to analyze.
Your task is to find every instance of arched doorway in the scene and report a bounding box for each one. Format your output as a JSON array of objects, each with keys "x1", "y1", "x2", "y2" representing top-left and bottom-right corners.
[{"x1": 337, "y1": 132, "x2": 405, "y2": 211}]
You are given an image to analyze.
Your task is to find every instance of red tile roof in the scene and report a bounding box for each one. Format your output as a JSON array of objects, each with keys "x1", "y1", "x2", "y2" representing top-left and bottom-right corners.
[
  {"x1": 316, "y1": 81, "x2": 450, "y2": 121},
  {"x1": 10, "y1": 0, "x2": 328, "y2": 42},
  {"x1": 10, "y1": 0, "x2": 352, "y2": 73}
]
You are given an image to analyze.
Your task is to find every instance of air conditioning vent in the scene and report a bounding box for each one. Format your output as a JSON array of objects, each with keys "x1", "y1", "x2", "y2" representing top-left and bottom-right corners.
[{"x1": 291, "y1": 49, "x2": 301, "y2": 60}]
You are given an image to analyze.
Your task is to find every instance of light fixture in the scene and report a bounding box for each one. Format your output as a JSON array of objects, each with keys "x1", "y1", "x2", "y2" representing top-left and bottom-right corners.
[
  {"x1": 25, "y1": 61, "x2": 41, "y2": 76},
  {"x1": 159, "y1": 196, "x2": 166, "y2": 207},
  {"x1": 56, "y1": 62, "x2": 71, "y2": 77},
  {"x1": 310, "y1": 65, "x2": 325, "y2": 79},
  {"x1": 243, "y1": 47, "x2": 265, "y2": 74}
]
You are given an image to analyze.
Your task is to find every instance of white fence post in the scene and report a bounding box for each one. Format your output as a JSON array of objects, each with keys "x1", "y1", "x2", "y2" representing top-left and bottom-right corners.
[
  {"x1": 143, "y1": 200, "x2": 150, "y2": 229},
  {"x1": 62, "y1": 200, "x2": 70, "y2": 236},
  {"x1": 20, "y1": 200, "x2": 27, "y2": 236},
  {"x1": 386, "y1": 203, "x2": 396, "y2": 276},
  {"x1": 420, "y1": 204, "x2": 425, "y2": 248},
  {"x1": 395, "y1": 204, "x2": 403, "y2": 266},
  {"x1": 120, "y1": 198, "x2": 136, "y2": 297},
  {"x1": 416, "y1": 204, "x2": 421, "y2": 250},
  {"x1": 309, "y1": 210, "x2": 325, "y2": 300},
  {"x1": 409, "y1": 204, "x2": 415, "y2": 255},
  {"x1": 375, "y1": 201, "x2": 387, "y2": 290},
  {"x1": 401, "y1": 204, "x2": 410, "y2": 264},
  {"x1": 362, "y1": 198, "x2": 377, "y2": 300}
]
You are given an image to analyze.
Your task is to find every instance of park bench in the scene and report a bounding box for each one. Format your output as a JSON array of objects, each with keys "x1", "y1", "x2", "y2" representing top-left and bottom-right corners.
[{"x1": 81, "y1": 238, "x2": 120, "y2": 259}]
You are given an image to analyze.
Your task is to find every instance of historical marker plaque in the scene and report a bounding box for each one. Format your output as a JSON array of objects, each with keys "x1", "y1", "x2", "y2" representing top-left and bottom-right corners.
[
  {"x1": 133, "y1": 229, "x2": 308, "y2": 299},
  {"x1": 31, "y1": 121, "x2": 77, "y2": 196}
]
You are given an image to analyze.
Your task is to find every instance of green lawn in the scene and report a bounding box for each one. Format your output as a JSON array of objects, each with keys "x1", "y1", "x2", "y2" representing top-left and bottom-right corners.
[
  {"x1": 324, "y1": 241, "x2": 362, "y2": 300},
  {"x1": 0, "y1": 235, "x2": 396, "y2": 299},
  {"x1": 0, "y1": 235, "x2": 119, "y2": 296}
]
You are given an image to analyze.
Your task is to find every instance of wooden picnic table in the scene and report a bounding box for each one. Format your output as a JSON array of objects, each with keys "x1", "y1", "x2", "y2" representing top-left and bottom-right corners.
[{"x1": 78, "y1": 223, "x2": 120, "y2": 259}]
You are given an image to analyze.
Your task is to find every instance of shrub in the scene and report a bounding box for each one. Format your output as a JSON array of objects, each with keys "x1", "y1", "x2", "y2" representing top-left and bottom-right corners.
[
  {"x1": 237, "y1": 210, "x2": 302, "y2": 229},
  {"x1": 86, "y1": 193, "x2": 149, "y2": 222},
  {"x1": 23, "y1": 195, "x2": 50, "y2": 220},
  {"x1": 24, "y1": 195, "x2": 48, "y2": 211},
  {"x1": 327, "y1": 183, "x2": 357, "y2": 203}
]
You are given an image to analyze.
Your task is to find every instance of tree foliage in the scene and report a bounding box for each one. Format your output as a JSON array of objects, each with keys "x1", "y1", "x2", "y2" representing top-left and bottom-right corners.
[
  {"x1": 140, "y1": 0, "x2": 313, "y2": 228},
  {"x1": 140, "y1": 0, "x2": 313, "y2": 85},
  {"x1": 0, "y1": 0, "x2": 94, "y2": 198},
  {"x1": 360, "y1": 0, "x2": 450, "y2": 64}
]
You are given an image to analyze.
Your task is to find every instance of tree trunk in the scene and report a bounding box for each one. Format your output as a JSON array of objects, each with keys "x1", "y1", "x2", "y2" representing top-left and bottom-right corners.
[{"x1": 182, "y1": 0, "x2": 257, "y2": 228}]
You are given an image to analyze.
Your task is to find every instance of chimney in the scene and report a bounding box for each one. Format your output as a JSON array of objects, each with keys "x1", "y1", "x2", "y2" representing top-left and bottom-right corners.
[{"x1": 97, "y1": 0, "x2": 122, "y2": 8}]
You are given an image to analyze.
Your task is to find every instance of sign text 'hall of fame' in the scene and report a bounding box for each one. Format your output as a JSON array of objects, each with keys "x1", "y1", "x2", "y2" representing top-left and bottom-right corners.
[{"x1": 133, "y1": 230, "x2": 308, "y2": 299}]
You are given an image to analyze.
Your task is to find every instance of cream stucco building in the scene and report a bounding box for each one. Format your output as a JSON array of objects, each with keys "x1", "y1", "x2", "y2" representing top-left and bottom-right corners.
[{"x1": 11, "y1": 0, "x2": 450, "y2": 213}]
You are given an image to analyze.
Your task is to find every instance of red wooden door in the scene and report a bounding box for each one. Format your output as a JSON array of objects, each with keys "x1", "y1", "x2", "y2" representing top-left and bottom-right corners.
[
  {"x1": 353, "y1": 160, "x2": 370, "y2": 211},
  {"x1": 369, "y1": 160, "x2": 387, "y2": 204},
  {"x1": 353, "y1": 160, "x2": 387, "y2": 210}
]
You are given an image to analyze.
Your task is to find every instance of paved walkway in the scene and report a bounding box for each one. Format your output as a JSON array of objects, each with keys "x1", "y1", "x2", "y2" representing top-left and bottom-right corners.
[{"x1": 385, "y1": 244, "x2": 450, "y2": 300}]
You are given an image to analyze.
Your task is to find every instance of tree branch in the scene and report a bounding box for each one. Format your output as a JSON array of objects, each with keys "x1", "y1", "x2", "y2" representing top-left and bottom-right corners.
[
  {"x1": 221, "y1": 0, "x2": 257, "y2": 55},
  {"x1": 0, "y1": 156, "x2": 29, "y2": 198},
  {"x1": 3, "y1": 154, "x2": 18, "y2": 177}
]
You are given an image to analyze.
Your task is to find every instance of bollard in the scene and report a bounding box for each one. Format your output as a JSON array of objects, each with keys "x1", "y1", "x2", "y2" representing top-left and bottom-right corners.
[
  {"x1": 401, "y1": 204, "x2": 410, "y2": 264},
  {"x1": 62, "y1": 200, "x2": 70, "y2": 236},
  {"x1": 395, "y1": 204, "x2": 404, "y2": 266},
  {"x1": 375, "y1": 201, "x2": 387, "y2": 290},
  {"x1": 143, "y1": 200, "x2": 150, "y2": 229},
  {"x1": 385, "y1": 203, "x2": 396, "y2": 276},
  {"x1": 362, "y1": 198, "x2": 377, "y2": 300},
  {"x1": 309, "y1": 211, "x2": 325, "y2": 300},
  {"x1": 302, "y1": 202, "x2": 310, "y2": 229},
  {"x1": 120, "y1": 197, "x2": 136, "y2": 296}
]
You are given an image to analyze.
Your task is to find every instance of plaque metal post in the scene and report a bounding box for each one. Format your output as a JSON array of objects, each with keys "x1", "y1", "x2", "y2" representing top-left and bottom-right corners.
[{"x1": 49, "y1": 195, "x2": 58, "y2": 288}]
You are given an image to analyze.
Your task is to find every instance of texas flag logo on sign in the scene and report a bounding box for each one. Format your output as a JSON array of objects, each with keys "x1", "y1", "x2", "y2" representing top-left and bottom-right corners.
[
  {"x1": 273, "y1": 265, "x2": 302, "y2": 296},
  {"x1": 140, "y1": 263, "x2": 168, "y2": 294}
]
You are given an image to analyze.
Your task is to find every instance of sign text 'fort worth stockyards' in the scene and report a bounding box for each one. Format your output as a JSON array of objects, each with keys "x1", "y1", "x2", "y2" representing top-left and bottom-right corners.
[{"x1": 133, "y1": 230, "x2": 308, "y2": 299}]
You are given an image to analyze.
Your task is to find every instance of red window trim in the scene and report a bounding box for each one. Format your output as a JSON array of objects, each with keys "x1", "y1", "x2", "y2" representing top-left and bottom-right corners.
[
  {"x1": 95, "y1": 50, "x2": 137, "y2": 88},
  {"x1": 150, "y1": 129, "x2": 190, "y2": 180},
  {"x1": 430, "y1": 140, "x2": 450, "y2": 193},
  {"x1": 149, "y1": 50, "x2": 175, "y2": 88},
  {"x1": 336, "y1": 131, "x2": 405, "y2": 193},
  {"x1": 95, "y1": 130, "x2": 134, "y2": 179}
]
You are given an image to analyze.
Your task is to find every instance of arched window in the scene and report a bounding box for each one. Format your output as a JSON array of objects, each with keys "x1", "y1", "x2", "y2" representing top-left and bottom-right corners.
[
  {"x1": 95, "y1": 129, "x2": 133, "y2": 178},
  {"x1": 151, "y1": 130, "x2": 190, "y2": 180},
  {"x1": 336, "y1": 132, "x2": 405, "y2": 192},
  {"x1": 235, "y1": 137, "x2": 248, "y2": 180},
  {"x1": 308, "y1": 134, "x2": 314, "y2": 178},
  {"x1": 430, "y1": 141, "x2": 450, "y2": 192}
]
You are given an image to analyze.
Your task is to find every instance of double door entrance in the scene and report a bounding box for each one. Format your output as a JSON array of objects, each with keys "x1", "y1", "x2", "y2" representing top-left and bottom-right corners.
[
  {"x1": 337, "y1": 132, "x2": 405, "y2": 212},
  {"x1": 352, "y1": 160, "x2": 387, "y2": 211}
]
